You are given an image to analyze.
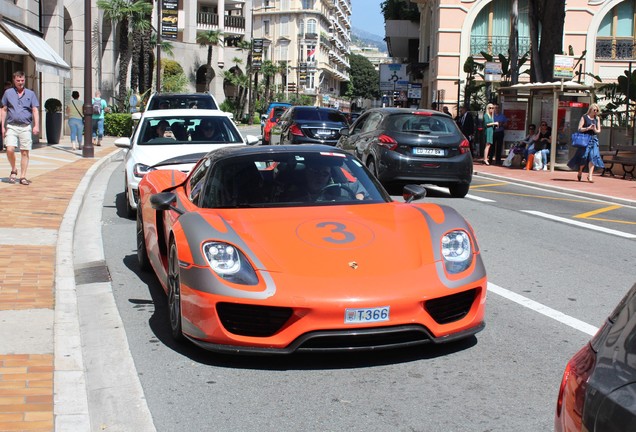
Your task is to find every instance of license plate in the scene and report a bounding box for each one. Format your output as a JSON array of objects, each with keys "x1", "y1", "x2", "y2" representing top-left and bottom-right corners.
[
  {"x1": 316, "y1": 129, "x2": 331, "y2": 135},
  {"x1": 414, "y1": 147, "x2": 444, "y2": 156},
  {"x1": 344, "y1": 306, "x2": 390, "y2": 324}
]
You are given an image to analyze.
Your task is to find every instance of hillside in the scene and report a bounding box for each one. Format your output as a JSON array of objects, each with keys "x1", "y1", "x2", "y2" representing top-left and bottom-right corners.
[{"x1": 352, "y1": 27, "x2": 387, "y2": 52}]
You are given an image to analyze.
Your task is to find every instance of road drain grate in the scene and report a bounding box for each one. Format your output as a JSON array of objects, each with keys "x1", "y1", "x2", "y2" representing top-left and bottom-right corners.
[{"x1": 75, "y1": 260, "x2": 111, "y2": 285}]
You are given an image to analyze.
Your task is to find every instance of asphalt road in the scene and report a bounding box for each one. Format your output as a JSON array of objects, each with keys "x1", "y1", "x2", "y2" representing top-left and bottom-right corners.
[{"x1": 97, "y1": 158, "x2": 636, "y2": 432}]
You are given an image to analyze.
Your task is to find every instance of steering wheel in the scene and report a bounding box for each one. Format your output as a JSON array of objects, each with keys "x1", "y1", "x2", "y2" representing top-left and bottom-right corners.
[{"x1": 316, "y1": 183, "x2": 357, "y2": 201}]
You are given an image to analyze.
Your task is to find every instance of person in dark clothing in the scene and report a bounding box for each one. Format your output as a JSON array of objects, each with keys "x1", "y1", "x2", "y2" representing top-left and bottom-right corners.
[{"x1": 457, "y1": 105, "x2": 475, "y2": 157}]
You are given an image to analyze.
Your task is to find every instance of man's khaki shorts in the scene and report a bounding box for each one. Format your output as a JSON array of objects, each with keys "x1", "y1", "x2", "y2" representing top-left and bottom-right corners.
[{"x1": 5, "y1": 124, "x2": 33, "y2": 151}]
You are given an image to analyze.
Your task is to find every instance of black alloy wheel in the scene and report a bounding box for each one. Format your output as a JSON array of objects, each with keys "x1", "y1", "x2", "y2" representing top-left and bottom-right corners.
[{"x1": 168, "y1": 240, "x2": 185, "y2": 341}]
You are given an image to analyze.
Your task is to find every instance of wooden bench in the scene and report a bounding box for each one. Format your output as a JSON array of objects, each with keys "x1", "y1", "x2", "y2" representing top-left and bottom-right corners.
[{"x1": 601, "y1": 145, "x2": 636, "y2": 179}]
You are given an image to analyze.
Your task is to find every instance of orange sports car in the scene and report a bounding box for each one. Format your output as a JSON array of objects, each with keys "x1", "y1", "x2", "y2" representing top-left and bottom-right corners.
[{"x1": 136, "y1": 145, "x2": 487, "y2": 354}]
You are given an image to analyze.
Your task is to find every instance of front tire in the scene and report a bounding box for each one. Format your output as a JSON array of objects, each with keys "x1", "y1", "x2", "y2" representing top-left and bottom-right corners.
[
  {"x1": 168, "y1": 240, "x2": 185, "y2": 342},
  {"x1": 124, "y1": 175, "x2": 136, "y2": 219},
  {"x1": 449, "y1": 183, "x2": 470, "y2": 198},
  {"x1": 136, "y1": 209, "x2": 151, "y2": 272}
]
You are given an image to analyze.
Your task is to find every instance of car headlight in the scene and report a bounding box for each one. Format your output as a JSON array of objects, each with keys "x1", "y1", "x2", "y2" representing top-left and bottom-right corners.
[
  {"x1": 133, "y1": 163, "x2": 155, "y2": 178},
  {"x1": 202, "y1": 242, "x2": 258, "y2": 285},
  {"x1": 441, "y1": 230, "x2": 473, "y2": 274}
]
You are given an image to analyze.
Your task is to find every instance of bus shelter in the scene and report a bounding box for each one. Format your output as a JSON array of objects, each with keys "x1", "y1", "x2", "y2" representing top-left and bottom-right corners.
[{"x1": 499, "y1": 81, "x2": 595, "y2": 172}]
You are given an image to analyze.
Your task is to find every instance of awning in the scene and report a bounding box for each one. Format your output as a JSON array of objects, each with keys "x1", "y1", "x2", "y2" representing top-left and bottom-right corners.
[
  {"x1": 0, "y1": 31, "x2": 27, "y2": 55},
  {"x1": 1, "y1": 20, "x2": 70, "y2": 78}
]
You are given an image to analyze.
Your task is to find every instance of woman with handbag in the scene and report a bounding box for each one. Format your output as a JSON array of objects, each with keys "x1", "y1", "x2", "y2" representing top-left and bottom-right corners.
[
  {"x1": 66, "y1": 91, "x2": 83, "y2": 151},
  {"x1": 567, "y1": 104, "x2": 604, "y2": 182}
]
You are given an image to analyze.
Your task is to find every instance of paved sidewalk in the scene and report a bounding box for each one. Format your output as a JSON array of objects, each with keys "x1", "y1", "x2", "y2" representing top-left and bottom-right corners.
[{"x1": 0, "y1": 138, "x2": 634, "y2": 431}]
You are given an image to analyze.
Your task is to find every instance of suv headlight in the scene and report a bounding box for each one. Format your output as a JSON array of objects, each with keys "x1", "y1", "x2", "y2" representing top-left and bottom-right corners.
[
  {"x1": 203, "y1": 242, "x2": 258, "y2": 285},
  {"x1": 441, "y1": 230, "x2": 473, "y2": 274}
]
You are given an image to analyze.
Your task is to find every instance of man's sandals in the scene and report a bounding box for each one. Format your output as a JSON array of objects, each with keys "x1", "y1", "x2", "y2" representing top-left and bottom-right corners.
[
  {"x1": 8, "y1": 170, "x2": 17, "y2": 183},
  {"x1": 19, "y1": 178, "x2": 31, "y2": 185}
]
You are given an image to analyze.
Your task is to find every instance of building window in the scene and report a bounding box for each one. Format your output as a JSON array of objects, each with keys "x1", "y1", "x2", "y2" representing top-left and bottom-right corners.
[
  {"x1": 299, "y1": 20, "x2": 304, "y2": 36},
  {"x1": 264, "y1": 20, "x2": 270, "y2": 35},
  {"x1": 302, "y1": 0, "x2": 314, "y2": 10},
  {"x1": 597, "y1": 1, "x2": 636, "y2": 60},
  {"x1": 280, "y1": 16, "x2": 288, "y2": 36},
  {"x1": 307, "y1": 19, "x2": 317, "y2": 35},
  {"x1": 470, "y1": 0, "x2": 531, "y2": 57}
]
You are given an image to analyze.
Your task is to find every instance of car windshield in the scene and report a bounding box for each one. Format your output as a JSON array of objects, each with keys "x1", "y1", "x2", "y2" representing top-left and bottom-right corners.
[
  {"x1": 148, "y1": 96, "x2": 217, "y2": 110},
  {"x1": 139, "y1": 116, "x2": 242, "y2": 145},
  {"x1": 389, "y1": 113, "x2": 459, "y2": 135},
  {"x1": 294, "y1": 108, "x2": 348, "y2": 123},
  {"x1": 200, "y1": 151, "x2": 389, "y2": 208}
]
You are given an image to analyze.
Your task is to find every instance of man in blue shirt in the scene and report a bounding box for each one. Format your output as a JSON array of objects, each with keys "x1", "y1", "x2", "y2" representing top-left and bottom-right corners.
[{"x1": 1, "y1": 71, "x2": 39, "y2": 185}]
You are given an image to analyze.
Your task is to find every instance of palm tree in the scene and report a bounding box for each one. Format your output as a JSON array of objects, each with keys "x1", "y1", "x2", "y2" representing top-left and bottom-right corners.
[
  {"x1": 196, "y1": 30, "x2": 223, "y2": 91},
  {"x1": 97, "y1": 0, "x2": 152, "y2": 110}
]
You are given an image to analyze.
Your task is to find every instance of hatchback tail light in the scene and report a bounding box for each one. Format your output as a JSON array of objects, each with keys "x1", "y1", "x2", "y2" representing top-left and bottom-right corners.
[
  {"x1": 555, "y1": 343, "x2": 596, "y2": 432},
  {"x1": 290, "y1": 124, "x2": 304, "y2": 136},
  {"x1": 378, "y1": 134, "x2": 398, "y2": 151},
  {"x1": 459, "y1": 138, "x2": 471, "y2": 154}
]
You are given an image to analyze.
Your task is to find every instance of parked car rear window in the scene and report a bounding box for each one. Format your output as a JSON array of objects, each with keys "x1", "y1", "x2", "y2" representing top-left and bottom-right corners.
[
  {"x1": 148, "y1": 95, "x2": 218, "y2": 110},
  {"x1": 388, "y1": 114, "x2": 459, "y2": 135},
  {"x1": 294, "y1": 108, "x2": 348, "y2": 123}
]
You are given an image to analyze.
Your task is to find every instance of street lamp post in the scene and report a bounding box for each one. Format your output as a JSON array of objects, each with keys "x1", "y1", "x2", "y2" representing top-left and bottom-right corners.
[
  {"x1": 83, "y1": 0, "x2": 94, "y2": 158},
  {"x1": 156, "y1": 0, "x2": 162, "y2": 92}
]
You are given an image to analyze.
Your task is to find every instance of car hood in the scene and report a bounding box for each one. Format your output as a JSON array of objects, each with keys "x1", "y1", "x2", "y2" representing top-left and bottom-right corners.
[
  {"x1": 131, "y1": 143, "x2": 244, "y2": 167},
  {"x1": 181, "y1": 202, "x2": 483, "y2": 292}
]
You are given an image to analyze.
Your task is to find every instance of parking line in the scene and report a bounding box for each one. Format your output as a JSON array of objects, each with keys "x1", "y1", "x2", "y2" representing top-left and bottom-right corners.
[
  {"x1": 488, "y1": 282, "x2": 599, "y2": 336},
  {"x1": 522, "y1": 210, "x2": 636, "y2": 239}
]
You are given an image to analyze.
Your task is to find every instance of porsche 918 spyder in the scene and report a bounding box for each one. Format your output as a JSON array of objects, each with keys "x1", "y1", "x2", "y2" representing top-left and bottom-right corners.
[{"x1": 136, "y1": 144, "x2": 487, "y2": 354}]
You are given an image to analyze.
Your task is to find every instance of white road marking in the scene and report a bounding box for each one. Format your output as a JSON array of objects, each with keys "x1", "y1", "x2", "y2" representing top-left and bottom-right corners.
[
  {"x1": 522, "y1": 210, "x2": 636, "y2": 239},
  {"x1": 488, "y1": 282, "x2": 599, "y2": 336},
  {"x1": 466, "y1": 194, "x2": 496, "y2": 202}
]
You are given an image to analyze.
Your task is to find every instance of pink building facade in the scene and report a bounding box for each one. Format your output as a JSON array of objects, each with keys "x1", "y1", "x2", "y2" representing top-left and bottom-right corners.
[{"x1": 407, "y1": 0, "x2": 635, "y2": 116}]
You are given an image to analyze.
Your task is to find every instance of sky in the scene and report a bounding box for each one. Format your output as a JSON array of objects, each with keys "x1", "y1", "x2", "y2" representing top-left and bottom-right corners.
[{"x1": 350, "y1": 0, "x2": 385, "y2": 38}]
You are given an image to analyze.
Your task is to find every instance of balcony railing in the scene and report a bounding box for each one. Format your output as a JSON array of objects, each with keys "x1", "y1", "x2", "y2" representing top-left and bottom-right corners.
[
  {"x1": 197, "y1": 12, "x2": 245, "y2": 31},
  {"x1": 470, "y1": 35, "x2": 531, "y2": 57},
  {"x1": 596, "y1": 37, "x2": 636, "y2": 60}
]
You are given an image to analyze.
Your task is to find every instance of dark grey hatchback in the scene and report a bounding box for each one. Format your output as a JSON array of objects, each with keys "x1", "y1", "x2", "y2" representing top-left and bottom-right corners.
[
  {"x1": 271, "y1": 106, "x2": 349, "y2": 146},
  {"x1": 337, "y1": 108, "x2": 473, "y2": 197}
]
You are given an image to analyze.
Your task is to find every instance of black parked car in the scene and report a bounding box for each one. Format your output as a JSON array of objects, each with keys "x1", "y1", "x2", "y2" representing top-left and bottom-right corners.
[
  {"x1": 555, "y1": 282, "x2": 636, "y2": 432},
  {"x1": 337, "y1": 108, "x2": 473, "y2": 198},
  {"x1": 271, "y1": 106, "x2": 349, "y2": 146}
]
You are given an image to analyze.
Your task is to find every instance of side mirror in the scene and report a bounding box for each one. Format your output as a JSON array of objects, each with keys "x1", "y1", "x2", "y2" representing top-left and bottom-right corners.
[
  {"x1": 402, "y1": 184, "x2": 427, "y2": 203},
  {"x1": 339, "y1": 127, "x2": 350, "y2": 137},
  {"x1": 150, "y1": 192, "x2": 179, "y2": 211},
  {"x1": 244, "y1": 134, "x2": 260, "y2": 145},
  {"x1": 114, "y1": 137, "x2": 131, "y2": 149}
]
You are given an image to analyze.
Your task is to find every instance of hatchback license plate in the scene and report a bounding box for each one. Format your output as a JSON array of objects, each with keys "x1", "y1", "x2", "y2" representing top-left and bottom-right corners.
[
  {"x1": 414, "y1": 147, "x2": 444, "y2": 156},
  {"x1": 345, "y1": 306, "x2": 390, "y2": 324}
]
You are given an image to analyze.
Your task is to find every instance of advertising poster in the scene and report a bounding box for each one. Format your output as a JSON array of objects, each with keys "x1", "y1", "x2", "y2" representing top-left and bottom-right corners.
[
  {"x1": 252, "y1": 39, "x2": 264, "y2": 70},
  {"x1": 502, "y1": 102, "x2": 527, "y2": 142},
  {"x1": 379, "y1": 64, "x2": 408, "y2": 92},
  {"x1": 553, "y1": 55, "x2": 575, "y2": 80},
  {"x1": 161, "y1": 0, "x2": 178, "y2": 40},
  {"x1": 485, "y1": 62, "x2": 502, "y2": 82}
]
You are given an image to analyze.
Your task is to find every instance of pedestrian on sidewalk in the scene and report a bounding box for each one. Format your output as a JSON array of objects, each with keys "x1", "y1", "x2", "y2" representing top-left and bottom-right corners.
[
  {"x1": 568, "y1": 104, "x2": 604, "y2": 183},
  {"x1": 482, "y1": 103, "x2": 497, "y2": 165},
  {"x1": 1, "y1": 71, "x2": 39, "y2": 185},
  {"x1": 492, "y1": 104, "x2": 508, "y2": 165},
  {"x1": 66, "y1": 90, "x2": 84, "y2": 151},
  {"x1": 91, "y1": 90, "x2": 107, "y2": 146}
]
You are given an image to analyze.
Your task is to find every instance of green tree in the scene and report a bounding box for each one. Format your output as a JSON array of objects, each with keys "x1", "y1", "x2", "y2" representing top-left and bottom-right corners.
[
  {"x1": 348, "y1": 54, "x2": 380, "y2": 100},
  {"x1": 381, "y1": 0, "x2": 419, "y2": 22},
  {"x1": 196, "y1": 30, "x2": 223, "y2": 92},
  {"x1": 97, "y1": 0, "x2": 153, "y2": 111}
]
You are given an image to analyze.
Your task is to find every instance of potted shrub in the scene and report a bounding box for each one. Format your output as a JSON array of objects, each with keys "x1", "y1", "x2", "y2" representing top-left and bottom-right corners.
[{"x1": 44, "y1": 98, "x2": 63, "y2": 144}]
